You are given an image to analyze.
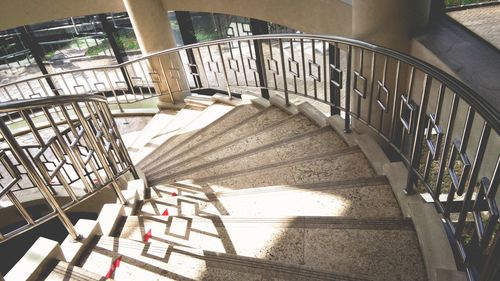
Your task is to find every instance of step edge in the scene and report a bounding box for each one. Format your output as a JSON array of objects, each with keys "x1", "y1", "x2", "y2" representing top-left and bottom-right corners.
[
  {"x1": 143, "y1": 106, "x2": 290, "y2": 173},
  {"x1": 144, "y1": 112, "x2": 313, "y2": 175},
  {"x1": 147, "y1": 126, "x2": 345, "y2": 181}
]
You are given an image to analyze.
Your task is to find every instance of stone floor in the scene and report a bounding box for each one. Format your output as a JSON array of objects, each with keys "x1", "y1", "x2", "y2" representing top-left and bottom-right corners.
[{"x1": 447, "y1": 4, "x2": 500, "y2": 50}]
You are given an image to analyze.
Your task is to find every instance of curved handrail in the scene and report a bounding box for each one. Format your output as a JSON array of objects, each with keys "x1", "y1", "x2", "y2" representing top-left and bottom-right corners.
[
  {"x1": 1, "y1": 34, "x2": 497, "y2": 131},
  {"x1": 0, "y1": 94, "x2": 106, "y2": 112},
  {"x1": 0, "y1": 94, "x2": 138, "y2": 243},
  {"x1": 0, "y1": 34, "x2": 498, "y2": 281}
]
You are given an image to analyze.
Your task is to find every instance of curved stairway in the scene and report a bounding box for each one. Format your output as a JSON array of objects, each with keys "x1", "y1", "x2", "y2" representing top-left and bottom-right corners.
[{"x1": 7, "y1": 94, "x2": 428, "y2": 281}]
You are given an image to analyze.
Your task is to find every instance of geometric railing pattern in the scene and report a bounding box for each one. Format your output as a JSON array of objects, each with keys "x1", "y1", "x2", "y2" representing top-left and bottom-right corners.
[{"x1": 0, "y1": 35, "x2": 498, "y2": 281}]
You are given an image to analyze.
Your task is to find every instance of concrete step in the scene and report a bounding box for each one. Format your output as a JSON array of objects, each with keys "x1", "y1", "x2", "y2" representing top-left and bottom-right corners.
[
  {"x1": 141, "y1": 103, "x2": 262, "y2": 173},
  {"x1": 128, "y1": 107, "x2": 202, "y2": 164},
  {"x1": 126, "y1": 109, "x2": 177, "y2": 153},
  {"x1": 145, "y1": 113, "x2": 319, "y2": 177},
  {"x1": 149, "y1": 106, "x2": 291, "y2": 172},
  {"x1": 79, "y1": 235, "x2": 372, "y2": 281},
  {"x1": 133, "y1": 103, "x2": 233, "y2": 166},
  {"x1": 148, "y1": 126, "x2": 348, "y2": 183},
  {"x1": 137, "y1": 103, "x2": 234, "y2": 168},
  {"x1": 149, "y1": 146, "x2": 376, "y2": 191},
  {"x1": 116, "y1": 216, "x2": 425, "y2": 281},
  {"x1": 139, "y1": 176, "x2": 402, "y2": 218},
  {"x1": 43, "y1": 260, "x2": 107, "y2": 281}
]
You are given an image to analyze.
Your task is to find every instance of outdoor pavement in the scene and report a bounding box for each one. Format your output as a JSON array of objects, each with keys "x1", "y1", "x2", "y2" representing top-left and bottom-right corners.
[{"x1": 447, "y1": 4, "x2": 500, "y2": 50}]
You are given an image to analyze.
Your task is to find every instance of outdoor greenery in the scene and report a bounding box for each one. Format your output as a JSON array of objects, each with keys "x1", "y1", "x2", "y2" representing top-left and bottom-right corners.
[{"x1": 445, "y1": 0, "x2": 498, "y2": 7}]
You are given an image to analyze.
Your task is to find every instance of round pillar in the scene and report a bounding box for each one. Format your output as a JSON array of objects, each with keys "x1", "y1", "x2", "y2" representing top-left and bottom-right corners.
[
  {"x1": 350, "y1": 0, "x2": 431, "y2": 139},
  {"x1": 124, "y1": 0, "x2": 189, "y2": 109}
]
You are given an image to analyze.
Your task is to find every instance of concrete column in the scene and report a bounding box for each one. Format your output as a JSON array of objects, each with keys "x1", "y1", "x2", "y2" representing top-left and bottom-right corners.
[
  {"x1": 350, "y1": 0, "x2": 431, "y2": 141},
  {"x1": 123, "y1": 0, "x2": 189, "y2": 109},
  {"x1": 352, "y1": 0, "x2": 430, "y2": 52}
]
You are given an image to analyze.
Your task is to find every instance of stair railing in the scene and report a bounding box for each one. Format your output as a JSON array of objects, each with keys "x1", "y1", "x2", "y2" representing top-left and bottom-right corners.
[
  {"x1": 0, "y1": 34, "x2": 498, "y2": 281},
  {"x1": 0, "y1": 94, "x2": 138, "y2": 243}
]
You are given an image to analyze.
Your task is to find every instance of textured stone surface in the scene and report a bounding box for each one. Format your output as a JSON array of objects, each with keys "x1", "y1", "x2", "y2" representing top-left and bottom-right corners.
[
  {"x1": 151, "y1": 127, "x2": 347, "y2": 183},
  {"x1": 146, "y1": 104, "x2": 262, "y2": 170},
  {"x1": 115, "y1": 215, "x2": 423, "y2": 281},
  {"x1": 147, "y1": 113, "x2": 319, "y2": 176},
  {"x1": 171, "y1": 149, "x2": 376, "y2": 192},
  {"x1": 79, "y1": 236, "x2": 359, "y2": 281},
  {"x1": 157, "y1": 106, "x2": 290, "y2": 170},
  {"x1": 141, "y1": 178, "x2": 401, "y2": 218},
  {"x1": 44, "y1": 261, "x2": 104, "y2": 281},
  {"x1": 137, "y1": 103, "x2": 233, "y2": 168},
  {"x1": 304, "y1": 228, "x2": 427, "y2": 281}
]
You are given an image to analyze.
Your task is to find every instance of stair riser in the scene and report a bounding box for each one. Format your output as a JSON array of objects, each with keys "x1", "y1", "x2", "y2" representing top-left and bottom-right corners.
[
  {"x1": 139, "y1": 104, "x2": 261, "y2": 170},
  {"x1": 115, "y1": 217, "x2": 423, "y2": 281},
  {"x1": 147, "y1": 127, "x2": 346, "y2": 182},
  {"x1": 149, "y1": 107, "x2": 290, "y2": 172},
  {"x1": 140, "y1": 184, "x2": 401, "y2": 218},
  {"x1": 143, "y1": 114, "x2": 318, "y2": 176}
]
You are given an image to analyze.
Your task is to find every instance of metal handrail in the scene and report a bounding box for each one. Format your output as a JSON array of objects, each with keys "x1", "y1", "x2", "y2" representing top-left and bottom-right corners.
[
  {"x1": 0, "y1": 34, "x2": 498, "y2": 281},
  {"x1": 1, "y1": 34, "x2": 497, "y2": 131},
  {"x1": 0, "y1": 94, "x2": 138, "y2": 243}
]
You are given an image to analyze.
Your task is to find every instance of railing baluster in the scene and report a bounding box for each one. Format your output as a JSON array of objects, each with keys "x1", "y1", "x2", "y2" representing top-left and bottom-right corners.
[
  {"x1": 72, "y1": 102, "x2": 126, "y2": 204},
  {"x1": 279, "y1": 39, "x2": 289, "y2": 105},
  {"x1": 454, "y1": 122, "x2": 491, "y2": 238},
  {"x1": 344, "y1": 45, "x2": 352, "y2": 133},
  {"x1": 405, "y1": 74, "x2": 432, "y2": 194},
  {"x1": 0, "y1": 119, "x2": 79, "y2": 240},
  {"x1": 217, "y1": 44, "x2": 232, "y2": 99}
]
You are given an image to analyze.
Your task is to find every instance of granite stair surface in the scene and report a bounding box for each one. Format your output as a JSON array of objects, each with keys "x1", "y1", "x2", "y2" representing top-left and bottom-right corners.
[{"x1": 8, "y1": 95, "x2": 428, "y2": 281}]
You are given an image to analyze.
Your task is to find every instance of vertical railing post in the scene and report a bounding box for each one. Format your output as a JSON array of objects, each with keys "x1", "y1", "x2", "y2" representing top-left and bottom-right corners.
[
  {"x1": 99, "y1": 14, "x2": 134, "y2": 94},
  {"x1": 250, "y1": 19, "x2": 270, "y2": 100},
  {"x1": 17, "y1": 26, "x2": 59, "y2": 95},
  {"x1": 405, "y1": 74, "x2": 432, "y2": 194},
  {"x1": 175, "y1": 11, "x2": 202, "y2": 89},
  {"x1": 278, "y1": 39, "x2": 289, "y2": 105},
  {"x1": 344, "y1": 45, "x2": 353, "y2": 133},
  {"x1": 329, "y1": 42, "x2": 341, "y2": 115},
  {"x1": 0, "y1": 119, "x2": 79, "y2": 240},
  {"x1": 217, "y1": 43, "x2": 232, "y2": 99}
]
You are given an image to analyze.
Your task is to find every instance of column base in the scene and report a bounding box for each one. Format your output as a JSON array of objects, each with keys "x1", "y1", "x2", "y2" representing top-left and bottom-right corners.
[{"x1": 156, "y1": 100, "x2": 186, "y2": 110}]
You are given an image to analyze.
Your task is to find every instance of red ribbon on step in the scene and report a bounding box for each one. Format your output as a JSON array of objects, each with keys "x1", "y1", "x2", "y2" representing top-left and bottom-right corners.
[
  {"x1": 143, "y1": 228, "x2": 152, "y2": 242},
  {"x1": 105, "y1": 255, "x2": 122, "y2": 278},
  {"x1": 162, "y1": 208, "x2": 169, "y2": 216},
  {"x1": 171, "y1": 191, "x2": 177, "y2": 197}
]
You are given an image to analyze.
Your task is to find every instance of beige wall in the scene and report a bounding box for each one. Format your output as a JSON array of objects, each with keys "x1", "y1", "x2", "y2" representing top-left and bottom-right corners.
[
  {"x1": 0, "y1": 0, "x2": 125, "y2": 30},
  {"x1": 162, "y1": 0, "x2": 353, "y2": 37},
  {"x1": 0, "y1": 0, "x2": 352, "y2": 37}
]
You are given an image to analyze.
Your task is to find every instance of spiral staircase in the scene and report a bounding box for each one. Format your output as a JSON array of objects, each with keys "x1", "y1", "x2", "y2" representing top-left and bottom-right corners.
[
  {"x1": 1, "y1": 34, "x2": 498, "y2": 281},
  {"x1": 3, "y1": 94, "x2": 427, "y2": 281}
]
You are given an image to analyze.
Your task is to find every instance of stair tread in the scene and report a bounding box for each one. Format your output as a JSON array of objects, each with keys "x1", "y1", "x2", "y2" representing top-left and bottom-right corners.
[
  {"x1": 150, "y1": 146, "x2": 376, "y2": 190},
  {"x1": 116, "y1": 215, "x2": 424, "y2": 281},
  {"x1": 127, "y1": 109, "x2": 178, "y2": 152},
  {"x1": 140, "y1": 176, "x2": 401, "y2": 218},
  {"x1": 44, "y1": 260, "x2": 107, "y2": 281},
  {"x1": 148, "y1": 126, "x2": 348, "y2": 183},
  {"x1": 80, "y1": 235, "x2": 373, "y2": 281},
  {"x1": 133, "y1": 103, "x2": 233, "y2": 165},
  {"x1": 145, "y1": 113, "x2": 318, "y2": 177},
  {"x1": 130, "y1": 108, "x2": 203, "y2": 164},
  {"x1": 141, "y1": 104, "x2": 261, "y2": 171},
  {"x1": 154, "y1": 106, "x2": 291, "y2": 171}
]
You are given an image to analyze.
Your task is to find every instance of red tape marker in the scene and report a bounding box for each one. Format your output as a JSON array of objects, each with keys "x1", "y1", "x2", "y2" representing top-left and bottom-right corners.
[
  {"x1": 105, "y1": 255, "x2": 122, "y2": 278},
  {"x1": 162, "y1": 208, "x2": 169, "y2": 216},
  {"x1": 143, "y1": 228, "x2": 152, "y2": 243},
  {"x1": 171, "y1": 191, "x2": 177, "y2": 197}
]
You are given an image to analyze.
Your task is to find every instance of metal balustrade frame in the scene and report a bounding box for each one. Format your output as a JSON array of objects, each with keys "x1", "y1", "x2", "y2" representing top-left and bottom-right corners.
[{"x1": 0, "y1": 34, "x2": 498, "y2": 281}]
